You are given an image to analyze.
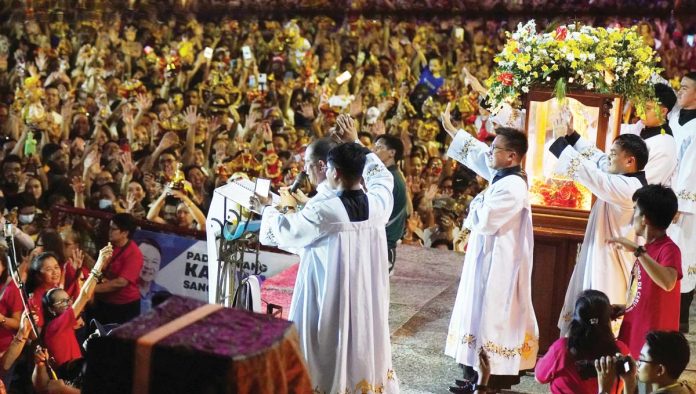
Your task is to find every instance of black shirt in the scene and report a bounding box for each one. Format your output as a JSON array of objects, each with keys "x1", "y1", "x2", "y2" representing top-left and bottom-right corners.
[{"x1": 338, "y1": 189, "x2": 369, "y2": 222}]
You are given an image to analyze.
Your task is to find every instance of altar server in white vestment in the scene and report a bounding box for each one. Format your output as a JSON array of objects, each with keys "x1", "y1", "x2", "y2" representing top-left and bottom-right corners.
[
  {"x1": 668, "y1": 72, "x2": 696, "y2": 332},
  {"x1": 441, "y1": 104, "x2": 538, "y2": 393},
  {"x1": 550, "y1": 114, "x2": 649, "y2": 336},
  {"x1": 256, "y1": 138, "x2": 399, "y2": 393},
  {"x1": 619, "y1": 83, "x2": 678, "y2": 186}
]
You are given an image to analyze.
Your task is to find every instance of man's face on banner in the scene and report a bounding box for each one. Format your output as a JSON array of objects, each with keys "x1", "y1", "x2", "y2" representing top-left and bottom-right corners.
[{"x1": 139, "y1": 242, "x2": 162, "y2": 283}]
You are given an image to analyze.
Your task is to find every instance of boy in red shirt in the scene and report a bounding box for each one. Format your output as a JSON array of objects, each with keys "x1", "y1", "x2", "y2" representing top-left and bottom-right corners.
[{"x1": 609, "y1": 184, "x2": 682, "y2": 357}]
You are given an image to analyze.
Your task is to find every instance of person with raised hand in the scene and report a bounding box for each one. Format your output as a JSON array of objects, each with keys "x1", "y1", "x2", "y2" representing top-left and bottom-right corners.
[{"x1": 441, "y1": 103, "x2": 538, "y2": 393}]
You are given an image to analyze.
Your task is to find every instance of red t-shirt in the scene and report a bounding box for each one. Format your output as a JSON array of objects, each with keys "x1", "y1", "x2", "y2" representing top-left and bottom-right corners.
[
  {"x1": 62, "y1": 261, "x2": 89, "y2": 300},
  {"x1": 535, "y1": 337, "x2": 630, "y2": 394},
  {"x1": 98, "y1": 241, "x2": 143, "y2": 305},
  {"x1": 28, "y1": 286, "x2": 52, "y2": 329},
  {"x1": 0, "y1": 282, "x2": 23, "y2": 351},
  {"x1": 618, "y1": 235, "x2": 682, "y2": 357},
  {"x1": 44, "y1": 307, "x2": 81, "y2": 367}
]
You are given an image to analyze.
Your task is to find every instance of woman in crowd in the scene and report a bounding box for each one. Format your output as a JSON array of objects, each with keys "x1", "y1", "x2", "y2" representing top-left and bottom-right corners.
[{"x1": 535, "y1": 290, "x2": 630, "y2": 393}]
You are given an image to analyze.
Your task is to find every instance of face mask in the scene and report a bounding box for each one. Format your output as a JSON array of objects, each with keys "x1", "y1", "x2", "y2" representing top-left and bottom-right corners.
[
  {"x1": 99, "y1": 199, "x2": 113, "y2": 209},
  {"x1": 19, "y1": 214, "x2": 35, "y2": 224}
]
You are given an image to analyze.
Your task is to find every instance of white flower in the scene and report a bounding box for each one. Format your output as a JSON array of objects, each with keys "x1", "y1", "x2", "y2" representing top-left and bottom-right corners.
[
  {"x1": 587, "y1": 82, "x2": 594, "y2": 90},
  {"x1": 589, "y1": 53, "x2": 596, "y2": 61},
  {"x1": 566, "y1": 53, "x2": 575, "y2": 61},
  {"x1": 579, "y1": 53, "x2": 588, "y2": 61},
  {"x1": 522, "y1": 86, "x2": 530, "y2": 93},
  {"x1": 569, "y1": 77, "x2": 575, "y2": 83}
]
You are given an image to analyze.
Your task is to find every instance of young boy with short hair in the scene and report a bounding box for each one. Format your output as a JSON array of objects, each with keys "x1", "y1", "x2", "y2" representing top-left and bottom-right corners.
[{"x1": 609, "y1": 184, "x2": 682, "y2": 357}]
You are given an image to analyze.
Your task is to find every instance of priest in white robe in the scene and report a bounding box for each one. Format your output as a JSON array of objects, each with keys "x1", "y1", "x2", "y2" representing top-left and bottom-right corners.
[
  {"x1": 668, "y1": 72, "x2": 696, "y2": 332},
  {"x1": 256, "y1": 136, "x2": 399, "y2": 393},
  {"x1": 441, "y1": 104, "x2": 538, "y2": 393},
  {"x1": 619, "y1": 83, "x2": 678, "y2": 186},
  {"x1": 550, "y1": 119, "x2": 649, "y2": 336}
]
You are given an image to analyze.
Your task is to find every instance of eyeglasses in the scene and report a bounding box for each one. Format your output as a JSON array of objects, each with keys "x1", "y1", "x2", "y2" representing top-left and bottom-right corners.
[
  {"x1": 52, "y1": 297, "x2": 73, "y2": 307},
  {"x1": 489, "y1": 144, "x2": 513, "y2": 153}
]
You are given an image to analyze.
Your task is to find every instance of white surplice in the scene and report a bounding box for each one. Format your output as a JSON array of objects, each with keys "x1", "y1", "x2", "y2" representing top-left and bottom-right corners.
[
  {"x1": 554, "y1": 136, "x2": 646, "y2": 335},
  {"x1": 667, "y1": 110, "x2": 696, "y2": 293},
  {"x1": 444, "y1": 130, "x2": 539, "y2": 376},
  {"x1": 620, "y1": 122, "x2": 678, "y2": 185},
  {"x1": 259, "y1": 153, "x2": 399, "y2": 394}
]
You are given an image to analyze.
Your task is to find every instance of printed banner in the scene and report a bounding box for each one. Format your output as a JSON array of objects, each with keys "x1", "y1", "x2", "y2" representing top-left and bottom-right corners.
[{"x1": 133, "y1": 230, "x2": 297, "y2": 311}]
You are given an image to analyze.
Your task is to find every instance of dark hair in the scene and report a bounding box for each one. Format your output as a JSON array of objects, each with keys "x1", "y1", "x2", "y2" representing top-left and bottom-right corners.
[
  {"x1": 567, "y1": 290, "x2": 620, "y2": 361},
  {"x1": 307, "y1": 137, "x2": 338, "y2": 163},
  {"x1": 18, "y1": 192, "x2": 38, "y2": 209},
  {"x1": 431, "y1": 238, "x2": 453, "y2": 250},
  {"x1": 684, "y1": 71, "x2": 696, "y2": 83},
  {"x1": 654, "y1": 83, "x2": 677, "y2": 112},
  {"x1": 327, "y1": 143, "x2": 368, "y2": 184},
  {"x1": 632, "y1": 185, "x2": 678, "y2": 229},
  {"x1": 38, "y1": 229, "x2": 68, "y2": 264},
  {"x1": 137, "y1": 238, "x2": 162, "y2": 256},
  {"x1": 645, "y1": 331, "x2": 690, "y2": 380},
  {"x1": 111, "y1": 213, "x2": 137, "y2": 239},
  {"x1": 41, "y1": 143, "x2": 62, "y2": 162},
  {"x1": 374, "y1": 134, "x2": 405, "y2": 162},
  {"x1": 495, "y1": 127, "x2": 528, "y2": 157},
  {"x1": 613, "y1": 134, "x2": 649, "y2": 171},
  {"x1": 26, "y1": 252, "x2": 60, "y2": 294},
  {"x1": 2, "y1": 154, "x2": 22, "y2": 167}
]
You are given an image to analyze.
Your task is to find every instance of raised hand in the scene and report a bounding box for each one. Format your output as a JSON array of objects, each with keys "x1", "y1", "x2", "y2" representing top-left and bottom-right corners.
[
  {"x1": 348, "y1": 95, "x2": 364, "y2": 117},
  {"x1": 183, "y1": 105, "x2": 199, "y2": 127},
  {"x1": 122, "y1": 104, "x2": 134, "y2": 125},
  {"x1": 71, "y1": 248, "x2": 85, "y2": 271},
  {"x1": 135, "y1": 93, "x2": 152, "y2": 113},
  {"x1": 334, "y1": 114, "x2": 359, "y2": 143},
  {"x1": 157, "y1": 131, "x2": 179, "y2": 151},
  {"x1": 299, "y1": 102, "x2": 316, "y2": 120},
  {"x1": 84, "y1": 149, "x2": 101, "y2": 175},
  {"x1": 372, "y1": 120, "x2": 386, "y2": 136},
  {"x1": 119, "y1": 151, "x2": 137, "y2": 175},
  {"x1": 35, "y1": 52, "x2": 47, "y2": 72},
  {"x1": 71, "y1": 176, "x2": 86, "y2": 195},
  {"x1": 441, "y1": 103, "x2": 458, "y2": 138},
  {"x1": 424, "y1": 183, "x2": 438, "y2": 201}
]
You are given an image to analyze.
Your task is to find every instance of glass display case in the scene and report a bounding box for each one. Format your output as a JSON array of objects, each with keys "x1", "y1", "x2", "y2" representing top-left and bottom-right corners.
[{"x1": 524, "y1": 89, "x2": 622, "y2": 212}]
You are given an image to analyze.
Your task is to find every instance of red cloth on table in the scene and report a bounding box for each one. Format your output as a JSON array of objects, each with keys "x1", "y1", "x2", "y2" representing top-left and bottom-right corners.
[
  {"x1": 618, "y1": 235, "x2": 682, "y2": 357},
  {"x1": 535, "y1": 337, "x2": 630, "y2": 394}
]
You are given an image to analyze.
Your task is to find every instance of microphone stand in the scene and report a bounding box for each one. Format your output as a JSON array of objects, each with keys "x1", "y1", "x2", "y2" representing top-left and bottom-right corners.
[{"x1": 4, "y1": 223, "x2": 58, "y2": 380}]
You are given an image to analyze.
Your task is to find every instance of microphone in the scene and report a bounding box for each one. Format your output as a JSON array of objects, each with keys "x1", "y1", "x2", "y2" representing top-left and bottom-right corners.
[{"x1": 289, "y1": 171, "x2": 307, "y2": 193}]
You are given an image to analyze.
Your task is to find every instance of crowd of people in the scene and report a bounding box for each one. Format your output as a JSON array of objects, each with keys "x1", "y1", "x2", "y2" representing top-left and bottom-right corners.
[{"x1": 0, "y1": 1, "x2": 694, "y2": 392}]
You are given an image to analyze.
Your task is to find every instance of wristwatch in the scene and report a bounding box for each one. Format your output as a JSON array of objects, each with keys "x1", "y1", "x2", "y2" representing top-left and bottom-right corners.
[{"x1": 634, "y1": 245, "x2": 646, "y2": 258}]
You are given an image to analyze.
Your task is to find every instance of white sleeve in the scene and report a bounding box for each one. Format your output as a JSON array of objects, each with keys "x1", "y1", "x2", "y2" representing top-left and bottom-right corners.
[
  {"x1": 363, "y1": 152, "x2": 394, "y2": 223},
  {"x1": 554, "y1": 146, "x2": 637, "y2": 209},
  {"x1": 571, "y1": 134, "x2": 610, "y2": 172},
  {"x1": 259, "y1": 203, "x2": 326, "y2": 249},
  {"x1": 446, "y1": 130, "x2": 495, "y2": 181},
  {"x1": 675, "y1": 136, "x2": 696, "y2": 214}
]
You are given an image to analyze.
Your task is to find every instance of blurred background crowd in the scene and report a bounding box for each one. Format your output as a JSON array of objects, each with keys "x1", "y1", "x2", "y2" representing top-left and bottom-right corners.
[{"x1": 2, "y1": 0, "x2": 696, "y2": 258}]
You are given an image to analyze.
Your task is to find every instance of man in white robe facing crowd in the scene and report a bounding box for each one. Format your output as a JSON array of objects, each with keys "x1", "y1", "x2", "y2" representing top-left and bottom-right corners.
[
  {"x1": 550, "y1": 111, "x2": 649, "y2": 335},
  {"x1": 441, "y1": 103, "x2": 538, "y2": 393},
  {"x1": 254, "y1": 123, "x2": 399, "y2": 393},
  {"x1": 619, "y1": 83, "x2": 678, "y2": 187},
  {"x1": 668, "y1": 72, "x2": 696, "y2": 332}
]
